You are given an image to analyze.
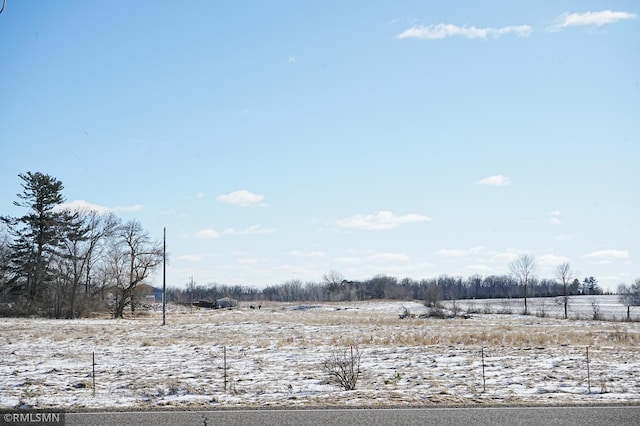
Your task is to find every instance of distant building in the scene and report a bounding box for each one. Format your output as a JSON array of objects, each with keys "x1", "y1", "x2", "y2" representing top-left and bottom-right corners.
[
  {"x1": 135, "y1": 284, "x2": 157, "y2": 302},
  {"x1": 215, "y1": 297, "x2": 238, "y2": 309},
  {"x1": 152, "y1": 287, "x2": 163, "y2": 302}
]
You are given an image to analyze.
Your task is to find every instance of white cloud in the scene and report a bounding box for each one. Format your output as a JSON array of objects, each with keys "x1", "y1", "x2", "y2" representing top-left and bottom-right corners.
[
  {"x1": 196, "y1": 192, "x2": 205, "y2": 198},
  {"x1": 491, "y1": 249, "x2": 520, "y2": 264},
  {"x1": 57, "y1": 200, "x2": 111, "y2": 214},
  {"x1": 547, "y1": 211, "x2": 562, "y2": 225},
  {"x1": 216, "y1": 190, "x2": 265, "y2": 207},
  {"x1": 538, "y1": 254, "x2": 570, "y2": 266},
  {"x1": 367, "y1": 252, "x2": 410, "y2": 263},
  {"x1": 335, "y1": 257, "x2": 362, "y2": 265},
  {"x1": 236, "y1": 257, "x2": 266, "y2": 264},
  {"x1": 56, "y1": 200, "x2": 143, "y2": 214},
  {"x1": 276, "y1": 264, "x2": 324, "y2": 278},
  {"x1": 548, "y1": 10, "x2": 637, "y2": 31},
  {"x1": 461, "y1": 264, "x2": 493, "y2": 273},
  {"x1": 397, "y1": 23, "x2": 533, "y2": 40},
  {"x1": 583, "y1": 249, "x2": 629, "y2": 263},
  {"x1": 112, "y1": 204, "x2": 144, "y2": 213},
  {"x1": 337, "y1": 210, "x2": 431, "y2": 230},
  {"x1": 176, "y1": 254, "x2": 203, "y2": 262},
  {"x1": 288, "y1": 250, "x2": 326, "y2": 258},
  {"x1": 194, "y1": 224, "x2": 273, "y2": 240},
  {"x1": 437, "y1": 246, "x2": 486, "y2": 257},
  {"x1": 475, "y1": 175, "x2": 511, "y2": 186},
  {"x1": 194, "y1": 229, "x2": 222, "y2": 239}
]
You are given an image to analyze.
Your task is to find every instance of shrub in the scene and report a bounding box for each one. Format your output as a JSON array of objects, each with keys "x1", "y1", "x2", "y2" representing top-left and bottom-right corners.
[{"x1": 321, "y1": 345, "x2": 362, "y2": 391}]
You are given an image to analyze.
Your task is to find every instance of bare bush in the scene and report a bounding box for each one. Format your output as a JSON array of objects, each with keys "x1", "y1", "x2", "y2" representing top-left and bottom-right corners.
[
  {"x1": 536, "y1": 299, "x2": 548, "y2": 318},
  {"x1": 321, "y1": 345, "x2": 362, "y2": 391},
  {"x1": 419, "y1": 307, "x2": 455, "y2": 319},
  {"x1": 497, "y1": 299, "x2": 513, "y2": 315},
  {"x1": 399, "y1": 306, "x2": 415, "y2": 319}
]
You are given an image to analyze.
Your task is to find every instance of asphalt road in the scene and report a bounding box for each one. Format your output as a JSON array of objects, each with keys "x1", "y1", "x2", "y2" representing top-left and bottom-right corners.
[{"x1": 62, "y1": 406, "x2": 640, "y2": 426}]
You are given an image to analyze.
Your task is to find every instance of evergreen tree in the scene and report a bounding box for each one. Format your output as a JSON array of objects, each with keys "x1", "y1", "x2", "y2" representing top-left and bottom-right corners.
[
  {"x1": 583, "y1": 276, "x2": 602, "y2": 295},
  {"x1": 1, "y1": 172, "x2": 67, "y2": 310}
]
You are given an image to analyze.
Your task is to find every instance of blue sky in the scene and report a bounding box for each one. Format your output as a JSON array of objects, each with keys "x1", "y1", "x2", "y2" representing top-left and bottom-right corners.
[{"x1": 1, "y1": 1, "x2": 638, "y2": 291}]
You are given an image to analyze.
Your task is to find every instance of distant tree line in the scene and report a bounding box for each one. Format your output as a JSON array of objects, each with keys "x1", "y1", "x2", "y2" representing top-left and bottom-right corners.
[
  {"x1": 166, "y1": 269, "x2": 612, "y2": 307},
  {"x1": 2, "y1": 172, "x2": 637, "y2": 319},
  {"x1": 0, "y1": 172, "x2": 162, "y2": 318}
]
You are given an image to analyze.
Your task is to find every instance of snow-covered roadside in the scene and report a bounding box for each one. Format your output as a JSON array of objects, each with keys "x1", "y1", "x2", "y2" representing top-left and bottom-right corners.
[{"x1": 1, "y1": 299, "x2": 639, "y2": 410}]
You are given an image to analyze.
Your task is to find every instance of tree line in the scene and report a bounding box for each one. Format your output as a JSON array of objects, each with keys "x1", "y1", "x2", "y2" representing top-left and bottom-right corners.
[
  {"x1": 2, "y1": 172, "x2": 638, "y2": 319},
  {"x1": 168, "y1": 269, "x2": 608, "y2": 306},
  {"x1": 0, "y1": 172, "x2": 162, "y2": 318},
  {"x1": 169, "y1": 270, "x2": 639, "y2": 320}
]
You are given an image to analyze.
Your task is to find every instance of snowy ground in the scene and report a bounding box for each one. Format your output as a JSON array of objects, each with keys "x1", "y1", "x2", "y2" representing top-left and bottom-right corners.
[{"x1": 1, "y1": 297, "x2": 639, "y2": 410}]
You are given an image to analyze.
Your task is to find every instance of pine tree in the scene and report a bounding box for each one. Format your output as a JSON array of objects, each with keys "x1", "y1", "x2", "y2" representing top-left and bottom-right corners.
[{"x1": 1, "y1": 172, "x2": 67, "y2": 310}]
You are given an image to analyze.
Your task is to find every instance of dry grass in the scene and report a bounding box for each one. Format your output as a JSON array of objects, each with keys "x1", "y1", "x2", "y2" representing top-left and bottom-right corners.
[
  {"x1": 3, "y1": 303, "x2": 639, "y2": 350},
  {"x1": 2, "y1": 300, "x2": 640, "y2": 409}
]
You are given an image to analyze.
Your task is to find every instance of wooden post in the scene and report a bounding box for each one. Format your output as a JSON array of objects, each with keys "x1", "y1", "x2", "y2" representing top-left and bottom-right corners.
[
  {"x1": 481, "y1": 347, "x2": 486, "y2": 392},
  {"x1": 92, "y1": 351, "x2": 96, "y2": 397},
  {"x1": 586, "y1": 347, "x2": 591, "y2": 393},
  {"x1": 224, "y1": 346, "x2": 227, "y2": 392}
]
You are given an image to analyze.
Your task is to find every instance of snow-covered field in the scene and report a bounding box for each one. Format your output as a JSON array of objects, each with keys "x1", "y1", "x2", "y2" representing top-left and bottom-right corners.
[{"x1": 1, "y1": 296, "x2": 639, "y2": 410}]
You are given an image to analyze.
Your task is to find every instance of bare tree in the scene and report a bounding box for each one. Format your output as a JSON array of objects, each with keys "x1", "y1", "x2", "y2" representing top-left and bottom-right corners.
[
  {"x1": 110, "y1": 220, "x2": 163, "y2": 318},
  {"x1": 618, "y1": 279, "x2": 640, "y2": 321},
  {"x1": 323, "y1": 270, "x2": 346, "y2": 301},
  {"x1": 424, "y1": 280, "x2": 442, "y2": 308},
  {"x1": 321, "y1": 345, "x2": 362, "y2": 391},
  {"x1": 278, "y1": 279, "x2": 304, "y2": 302},
  {"x1": 56, "y1": 210, "x2": 120, "y2": 318},
  {"x1": 509, "y1": 254, "x2": 536, "y2": 315},
  {"x1": 556, "y1": 262, "x2": 573, "y2": 319}
]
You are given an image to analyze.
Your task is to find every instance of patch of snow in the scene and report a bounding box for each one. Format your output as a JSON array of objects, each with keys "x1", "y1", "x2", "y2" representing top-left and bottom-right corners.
[{"x1": 1, "y1": 297, "x2": 639, "y2": 410}]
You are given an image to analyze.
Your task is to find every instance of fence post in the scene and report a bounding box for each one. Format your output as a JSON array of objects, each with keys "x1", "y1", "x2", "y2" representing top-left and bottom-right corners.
[
  {"x1": 223, "y1": 346, "x2": 227, "y2": 392},
  {"x1": 586, "y1": 347, "x2": 591, "y2": 393},
  {"x1": 92, "y1": 351, "x2": 96, "y2": 397},
  {"x1": 481, "y1": 347, "x2": 486, "y2": 392}
]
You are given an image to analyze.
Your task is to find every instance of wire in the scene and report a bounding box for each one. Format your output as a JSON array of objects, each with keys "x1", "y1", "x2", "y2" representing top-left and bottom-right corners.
[{"x1": 0, "y1": 0, "x2": 5, "y2": 15}]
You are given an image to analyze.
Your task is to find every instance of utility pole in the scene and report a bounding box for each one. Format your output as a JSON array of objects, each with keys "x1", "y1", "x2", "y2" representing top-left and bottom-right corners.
[
  {"x1": 189, "y1": 276, "x2": 194, "y2": 313},
  {"x1": 162, "y1": 227, "x2": 167, "y2": 326}
]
